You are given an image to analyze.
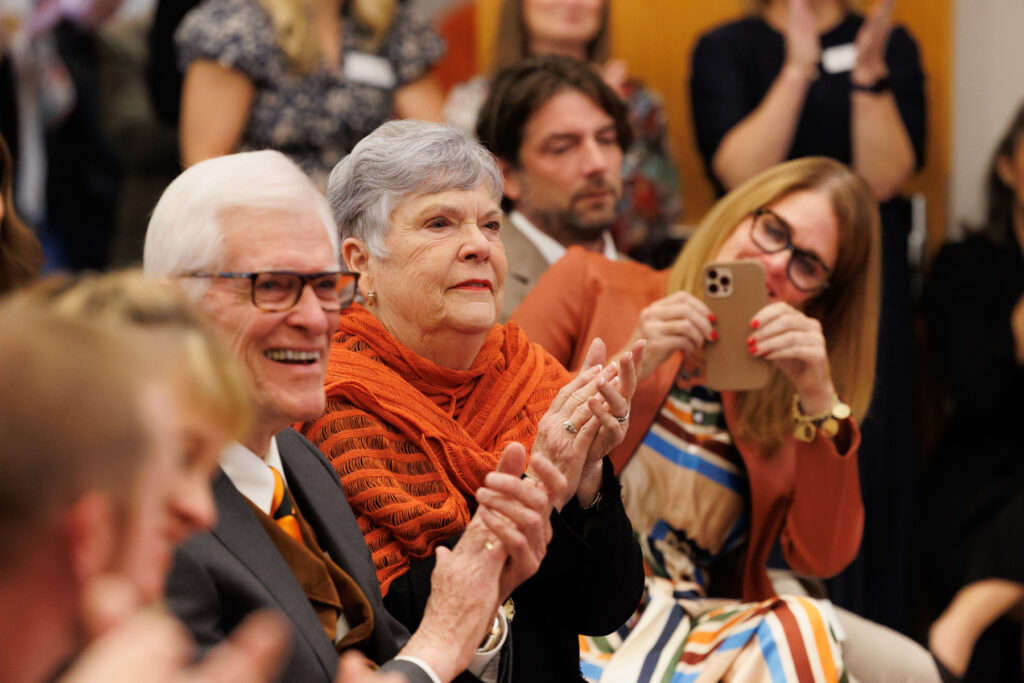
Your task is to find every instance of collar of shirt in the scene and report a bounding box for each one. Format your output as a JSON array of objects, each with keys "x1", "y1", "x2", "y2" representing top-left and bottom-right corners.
[
  {"x1": 218, "y1": 437, "x2": 287, "y2": 514},
  {"x1": 508, "y1": 210, "x2": 618, "y2": 265}
]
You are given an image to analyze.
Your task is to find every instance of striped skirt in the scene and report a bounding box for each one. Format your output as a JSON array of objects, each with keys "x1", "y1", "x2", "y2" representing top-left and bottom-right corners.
[{"x1": 580, "y1": 575, "x2": 847, "y2": 682}]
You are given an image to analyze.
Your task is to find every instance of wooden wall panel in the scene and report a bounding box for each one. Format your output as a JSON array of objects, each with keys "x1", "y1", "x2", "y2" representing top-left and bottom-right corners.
[{"x1": 474, "y1": 0, "x2": 951, "y2": 253}]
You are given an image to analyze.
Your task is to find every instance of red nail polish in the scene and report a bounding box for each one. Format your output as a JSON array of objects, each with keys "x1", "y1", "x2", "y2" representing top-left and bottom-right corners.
[
  {"x1": 747, "y1": 336, "x2": 755, "y2": 346},
  {"x1": 708, "y1": 313, "x2": 717, "y2": 323},
  {"x1": 710, "y1": 330, "x2": 719, "y2": 341},
  {"x1": 750, "y1": 319, "x2": 760, "y2": 330},
  {"x1": 749, "y1": 342, "x2": 758, "y2": 354}
]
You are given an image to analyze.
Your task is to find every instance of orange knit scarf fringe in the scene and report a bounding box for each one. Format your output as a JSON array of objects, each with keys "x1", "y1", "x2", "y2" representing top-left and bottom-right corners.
[{"x1": 301, "y1": 305, "x2": 569, "y2": 594}]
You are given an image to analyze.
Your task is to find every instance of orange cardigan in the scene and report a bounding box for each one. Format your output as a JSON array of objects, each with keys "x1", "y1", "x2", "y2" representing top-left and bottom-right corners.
[{"x1": 511, "y1": 247, "x2": 864, "y2": 602}]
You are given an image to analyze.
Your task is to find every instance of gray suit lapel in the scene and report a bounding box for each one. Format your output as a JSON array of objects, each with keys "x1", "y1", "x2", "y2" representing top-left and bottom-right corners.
[{"x1": 210, "y1": 473, "x2": 339, "y2": 678}]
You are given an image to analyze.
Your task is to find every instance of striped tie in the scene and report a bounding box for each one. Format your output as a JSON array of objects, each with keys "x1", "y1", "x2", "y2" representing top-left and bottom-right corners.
[{"x1": 269, "y1": 467, "x2": 304, "y2": 546}]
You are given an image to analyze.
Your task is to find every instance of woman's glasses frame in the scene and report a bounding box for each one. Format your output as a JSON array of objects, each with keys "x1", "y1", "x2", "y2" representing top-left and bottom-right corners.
[{"x1": 749, "y1": 208, "x2": 832, "y2": 293}]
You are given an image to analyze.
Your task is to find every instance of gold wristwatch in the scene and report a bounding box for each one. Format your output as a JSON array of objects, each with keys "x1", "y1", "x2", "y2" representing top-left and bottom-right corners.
[{"x1": 792, "y1": 393, "x2": 851, "y2": 443}]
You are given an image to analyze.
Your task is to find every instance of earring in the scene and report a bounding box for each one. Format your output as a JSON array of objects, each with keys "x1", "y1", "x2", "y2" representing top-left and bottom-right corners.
[{"x1": 366, "y1": 290, "x2": 377, "y2": 306}]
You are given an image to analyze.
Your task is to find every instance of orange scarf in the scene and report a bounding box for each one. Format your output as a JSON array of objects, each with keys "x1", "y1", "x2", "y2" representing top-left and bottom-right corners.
[{"x1": 301, "y1": 304, "x2": 569, "y2": 593}]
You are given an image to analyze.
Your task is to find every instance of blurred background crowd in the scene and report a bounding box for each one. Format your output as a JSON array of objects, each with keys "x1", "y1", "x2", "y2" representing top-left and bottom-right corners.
[{"x1": 2, "y1": 0, "x2": 1023, "y2": 680}]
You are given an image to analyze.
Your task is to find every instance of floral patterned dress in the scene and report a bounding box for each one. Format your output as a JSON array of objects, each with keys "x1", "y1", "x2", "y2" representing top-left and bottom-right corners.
[{"x1": 176, "y1": 0, "x2": 444, "y2": 187}]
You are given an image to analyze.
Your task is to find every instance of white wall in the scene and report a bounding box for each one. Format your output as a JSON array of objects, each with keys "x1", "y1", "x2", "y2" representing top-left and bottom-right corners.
[{"x1": 950, "y1": 0, "x2": 1024, "y2": 239}]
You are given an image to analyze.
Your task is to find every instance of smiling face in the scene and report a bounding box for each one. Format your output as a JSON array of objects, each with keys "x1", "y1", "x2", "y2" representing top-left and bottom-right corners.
[
  {"x1": 503, "y1": 88, "x2": 623, "y2": 243},
  {"x1": 198, "y1": 208, "x2": 337, "y2": 434},
  {"x1": 714, "y1": 190, "x2": 840, "y2": 309},
  {"x1": 522, "y1": 0, "x2": 604, "y2": 55},
  {"x1": 348, "y1": 186, "x2": 506, "y2": 365}
]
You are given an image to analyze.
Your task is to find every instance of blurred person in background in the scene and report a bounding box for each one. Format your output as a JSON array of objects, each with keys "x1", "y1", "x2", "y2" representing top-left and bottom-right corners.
[
  {"x1": 924, "y1": 100, "x2": 1024, "y2": 682},
  {"x1": 690, "y1": 0, "x2": 925, "y2": 634},
  {"x1": 0, "y1": 132, "x2": 43, "y2": 292},
  {"x1": 444, "y1": 0, "x2": 681, "y2": 262},
  {"x1": 174, "y1": 0, "x2": 445, "y2": 187},
  {"x1": 0, "y1": 0, "x2": 125, "y2": 270}
]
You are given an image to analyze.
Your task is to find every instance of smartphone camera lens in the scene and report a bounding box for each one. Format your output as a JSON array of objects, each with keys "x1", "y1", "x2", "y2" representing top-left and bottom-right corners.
[
  {"x1": 708, "y1": 269, "x2": 718, "y2": 279},
  {"x1": 708, "y1": 283, "x2": 719, "y2": 294},
  {"x1": 720, "y1": 276, "x2": 730, "y2": 287}
]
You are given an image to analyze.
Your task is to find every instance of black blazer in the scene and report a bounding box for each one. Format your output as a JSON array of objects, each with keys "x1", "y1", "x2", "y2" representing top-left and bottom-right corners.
[{"x1": 165, "y1": 429, "x2": 433, "y2": 683}]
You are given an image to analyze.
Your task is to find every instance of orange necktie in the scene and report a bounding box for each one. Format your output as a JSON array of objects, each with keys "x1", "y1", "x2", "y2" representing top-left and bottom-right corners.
[{"x1": 269, "y1": 467, "x2": 305, "y2": 546}]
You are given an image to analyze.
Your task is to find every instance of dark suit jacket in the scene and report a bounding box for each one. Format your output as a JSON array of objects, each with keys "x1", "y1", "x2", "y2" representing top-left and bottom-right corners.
[
  {"x1": 165, "y1": 429, "x2": 432, "y2": 683},
  {"x1": 499, "y1": 218, "x2": 550, "y2": 324}
]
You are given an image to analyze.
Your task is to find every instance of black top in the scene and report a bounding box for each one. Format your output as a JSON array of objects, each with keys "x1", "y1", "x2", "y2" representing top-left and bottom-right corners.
[
  {"x1": 690, "y1": 14, "x2": 926, "y2": 194},
  {"x1": 924, "y1": 236, "x2": 1024, "y2": 538}
]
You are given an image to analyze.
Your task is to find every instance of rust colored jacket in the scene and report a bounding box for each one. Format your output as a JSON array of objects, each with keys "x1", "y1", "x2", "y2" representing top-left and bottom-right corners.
[{"x1": 511, "y1": 247, "x2": 864, "y2": 602}]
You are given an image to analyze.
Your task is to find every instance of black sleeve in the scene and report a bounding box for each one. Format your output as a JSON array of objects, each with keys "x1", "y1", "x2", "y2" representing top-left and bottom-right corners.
[
  {"x1": 147, "y1": 0, "x2": 201, "y2": 126},
  {"x1": 886, "y1": 26, "x2": 927, "y2": 169},
  {"x1": 690, "y1": 24, "x2": 759, "y2": 182},
  {"x1": 542, "y1": 457, "x2": 644, "y2": 635},
  {"x1": 925, "y1": 241, "x2": 1024, "y2": 404}
]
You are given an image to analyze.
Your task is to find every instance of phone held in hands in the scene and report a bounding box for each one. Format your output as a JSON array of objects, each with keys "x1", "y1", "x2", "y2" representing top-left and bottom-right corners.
[{"x1": 702, "y1": 261, "x2": 770, "y2": 391}]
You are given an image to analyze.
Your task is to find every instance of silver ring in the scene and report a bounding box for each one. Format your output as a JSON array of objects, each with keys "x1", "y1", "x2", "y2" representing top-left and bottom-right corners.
[
  {"x1": 562, "y1": 420, "x2": 578, "y2": 434},
  {"x1": 616, "y1": 410, "x2": 630, "y2": 424}
]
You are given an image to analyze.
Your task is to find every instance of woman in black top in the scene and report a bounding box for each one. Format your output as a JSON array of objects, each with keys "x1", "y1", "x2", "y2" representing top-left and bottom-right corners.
[
  {"x1": 925, "y1": 101, "x2": 1024, "y2": 682},
  {"x1": 690, "y1": 0, "x2": 926, "y2": 634}
]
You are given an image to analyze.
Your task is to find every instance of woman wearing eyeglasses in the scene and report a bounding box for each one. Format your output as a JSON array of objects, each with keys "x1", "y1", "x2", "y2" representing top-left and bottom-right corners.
[{"x1": 514, "y1": 157, "x2": 941, "y2": 680}]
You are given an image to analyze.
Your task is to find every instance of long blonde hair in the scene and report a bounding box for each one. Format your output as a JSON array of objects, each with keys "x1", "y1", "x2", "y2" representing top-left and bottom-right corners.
[
  {"x1": 258, "y1": 0, "x2": 397, "y2": 74},
  {"x1": 668, "y1": 157, "x2": 880, "y2": 448}
]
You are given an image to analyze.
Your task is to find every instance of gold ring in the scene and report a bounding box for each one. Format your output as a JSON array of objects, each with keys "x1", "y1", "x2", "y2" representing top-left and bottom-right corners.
[{"x1": 484, "y1": 540, "x2": 495, "y2": 551}]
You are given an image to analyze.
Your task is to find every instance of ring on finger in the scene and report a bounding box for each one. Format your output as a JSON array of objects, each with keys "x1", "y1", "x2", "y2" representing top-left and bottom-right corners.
[
  {"x1": 484, "y1": 540, "x2": 495, "y2": 551},
  {"x1": 562, "y1": 420, "x2": 578, "y2": 435},
  {"x1": 616, "y1": 410, "x2": 630, "y2": 424}
]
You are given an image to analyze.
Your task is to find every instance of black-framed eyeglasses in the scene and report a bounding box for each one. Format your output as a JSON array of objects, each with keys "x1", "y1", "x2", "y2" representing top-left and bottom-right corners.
[
  {"x1": 750, "y1": 208, "x2": 832, "y2": 293},
  {"x1": 180, "y1": 270, "x2": 360, "y2": 312}
]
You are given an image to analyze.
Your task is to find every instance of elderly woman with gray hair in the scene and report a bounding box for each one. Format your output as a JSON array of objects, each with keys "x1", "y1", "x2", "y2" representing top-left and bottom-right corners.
[{"x1": 300, "y1": 120, "x2": 645, "y2": 682}]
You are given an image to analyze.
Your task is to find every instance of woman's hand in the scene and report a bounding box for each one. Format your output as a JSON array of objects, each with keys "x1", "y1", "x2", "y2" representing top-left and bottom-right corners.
[
  {"x1": 748, "y1": 302, "x2": 835, "y2": 414},
  {"x1": 852, "y1": 0, "x2": 896, "y2": 85},
  {"x1": 784, "y1": 0, "x2": 821, "y2": 80},
  {"x1": 624, "y1": 291, "x2": 714, "y2": 381}
]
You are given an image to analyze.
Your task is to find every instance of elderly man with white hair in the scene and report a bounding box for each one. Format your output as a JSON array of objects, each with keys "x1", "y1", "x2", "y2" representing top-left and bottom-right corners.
[{"x1": 144, "y1": 149, "x2": 565, "y2": 683}]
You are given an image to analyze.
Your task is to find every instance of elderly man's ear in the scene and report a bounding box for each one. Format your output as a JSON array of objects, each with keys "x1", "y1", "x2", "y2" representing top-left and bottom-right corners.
[
  {"x1": 498, "y1": 159, "x2": 521, "y2": 204},
  {"x1": 62, "y1": 493, "x2": 118, "y2": 586}
]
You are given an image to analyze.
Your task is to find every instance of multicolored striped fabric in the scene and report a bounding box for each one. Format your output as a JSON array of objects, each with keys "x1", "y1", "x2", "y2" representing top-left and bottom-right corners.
[{"x1": 580, "y1": 384, "x2": 847, "y2": 682}]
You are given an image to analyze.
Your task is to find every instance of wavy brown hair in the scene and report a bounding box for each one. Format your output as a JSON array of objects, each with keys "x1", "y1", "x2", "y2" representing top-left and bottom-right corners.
[
  {"x1": 492, "y1": 0, "x2": 611, "y2": 71},
  {"x1": 667, "y1": 157, "x2": 880, "y2": 448},
  {"x1": 0, "y1": 134, "x2": 43, "y2": 294}
]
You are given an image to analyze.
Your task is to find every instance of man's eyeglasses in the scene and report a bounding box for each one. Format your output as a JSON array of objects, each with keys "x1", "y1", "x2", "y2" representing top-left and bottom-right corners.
[
  {"x1": 750, "y1": 208, "x2": 832, "y2": 293},
  {"x1": 181, "y1": 271, "x2": 360, "y2": 312}
]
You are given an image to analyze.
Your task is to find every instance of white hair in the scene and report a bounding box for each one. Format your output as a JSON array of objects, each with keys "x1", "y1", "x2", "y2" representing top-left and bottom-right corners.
[
  {"x1": 326, "y1": 120, "x2": 503, "y2": 258},
  {"x1": 143, "y1": 150, "x2": 338, "y2": 299}
]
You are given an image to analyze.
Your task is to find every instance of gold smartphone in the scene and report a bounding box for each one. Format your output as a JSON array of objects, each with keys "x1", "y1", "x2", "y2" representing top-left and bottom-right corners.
[{"x1": 702, "y1": 261, "x2": 770, "y2": 391}]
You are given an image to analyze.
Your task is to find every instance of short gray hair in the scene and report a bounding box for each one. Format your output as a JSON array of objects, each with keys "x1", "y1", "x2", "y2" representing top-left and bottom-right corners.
[
  {"x1": 326, "y1": 120, "x2": 503, "y2": 258},
  {"x1": 143, "y1": 150, "x2": 338, "y2": 298}
]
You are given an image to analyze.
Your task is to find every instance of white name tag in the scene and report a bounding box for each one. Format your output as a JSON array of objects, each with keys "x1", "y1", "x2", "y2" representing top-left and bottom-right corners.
[
  {"x1": 344, "y1": 52, "x2": 397, "y2": 89},
  {"x1": 820, "y1": 43, "x2": 858, "y2": 74}
]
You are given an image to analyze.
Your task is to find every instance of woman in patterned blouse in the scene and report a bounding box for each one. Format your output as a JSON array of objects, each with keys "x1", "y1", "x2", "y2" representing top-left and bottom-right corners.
[{"x1": 176, "y1": 0, "x2": 446, "y2": 187}]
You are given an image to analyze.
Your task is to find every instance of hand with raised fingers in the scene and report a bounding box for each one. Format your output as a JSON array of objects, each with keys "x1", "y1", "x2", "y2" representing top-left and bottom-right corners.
[
  {"x1": 748, "y1": 302, "x2": 835, "y2": 414},
  {"x1": 785, "y1": 0, "x2": 821, "y2": 79},
  {"x1": 475, "y1": 442, "x2": 563, "y2": 599},
  {"x1": 529, "y1": 337, "x2": 610, "y2": 508},
  {"x1": 626, "y1": 291, "x2": 712, "y2": 380},
  {"x1": 853, "y1": 0, "x2": 895, "y2": 84},
  {"x1": 400, "y1": 511, "x2": 509, "y2": 682}
]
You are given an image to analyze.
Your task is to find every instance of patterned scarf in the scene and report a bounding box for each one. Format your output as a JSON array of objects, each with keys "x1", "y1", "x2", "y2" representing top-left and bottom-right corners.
[{"x1": 301, "y1": 304, "x2": 569, "y2": 593}]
